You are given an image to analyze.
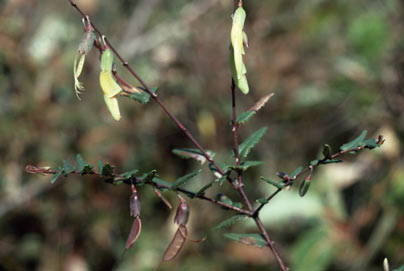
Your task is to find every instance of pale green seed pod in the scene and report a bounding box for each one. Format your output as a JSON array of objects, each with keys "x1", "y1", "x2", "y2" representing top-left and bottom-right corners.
[
  {"x1": 100, "y1": 48, "x2": 114, "y2": 72},
  {"x1": 103, "y1": 95, "x2": 121, "y2": 121},
  {"x1": 231, "y1": 6, "x2": 246, "y2": 80},
  {"x1": 229, "y1": 45, "x2": 249, "y2": 94}
]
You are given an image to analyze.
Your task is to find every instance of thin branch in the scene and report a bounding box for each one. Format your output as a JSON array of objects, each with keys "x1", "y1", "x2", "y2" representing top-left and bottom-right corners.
[
  {"x1": 68, "y1": 0, "x2": 236, "y2": 187},
  {"x1": 67, "y1": 1, "x2": 286, "y2": 269},
  {"x1": 229, "y1": 1, "x2": 287, "y2": 270},
  {"x1": 253, "y1": 137, "x2": 384, "y2": 216},
  {"x1": 25, "y1": 165, "x2": 252, "y2": 216}
]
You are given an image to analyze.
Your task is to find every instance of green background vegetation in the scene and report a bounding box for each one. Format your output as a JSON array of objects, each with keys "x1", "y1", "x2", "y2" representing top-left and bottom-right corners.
[{"x1": 0, "y1": 0, "x2": 403, "y2": 270}]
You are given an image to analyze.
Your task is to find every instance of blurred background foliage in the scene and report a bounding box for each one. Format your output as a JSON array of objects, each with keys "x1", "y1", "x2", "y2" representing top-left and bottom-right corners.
[{"x1": 0, "y1": 0, "x2": 404, "y2": 270}]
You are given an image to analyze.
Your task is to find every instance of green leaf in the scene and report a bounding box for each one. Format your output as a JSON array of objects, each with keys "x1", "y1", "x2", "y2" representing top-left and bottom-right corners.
[
  {"x1": 256, "y1": 197, "x2": 269, "y2": 204},
  {"x1": 238, "y1": 127, "x2": 268, "y2": 158},
  {"x1": 229, "y1": 161, "x2": 264, "y2": 172},
  {"x1": 340, "y1": 130, "x2": 367, "y2": 151},
  {"x1": 291, "y1": 166, "x2": 303, "y2": 178},
  {"x1": 320, "y1": 159, "x2": 342, "y2": 164},
  {"x1": 152, "y1": 177, "x2": 173, "y2": 191},
  {"x1": 75, "y1": 154, "x2": 94, "y2": 175},
  {"x1": 237, "y1": 94, "x2": 274, "y2": 125},
  {"x1": 139, "y1": 170, "x2": 158, "y2": 182},
  {"x1": 236, "y1": 111, "x2": 256, "y2": 125},
  {"x1": 172, "y1": 148, "x2": 215, "y2": 165},
  {"x1": 260, "y1": 176, "x2": 285, "y2": 189},
  {"x1": 51, "y1": 167, "x2": 63, "y2": 184},
  {"x1": 172, "y1": 170, "x2": 201, "y2": 189},
  {"x1": 121, "y1": 169, "x2": 139, "y2": 179},
  {"x1": 363, "y1": 138, "x2": 380, "y2": 149},
  {"x1": 97, "y1": 161, "x2": 115, "y2": 176},
  {"x1": 208, "y1": 162, "x2": 229, "y2": 176},
  {"x1": 214, "y1": 215, "x2": 247, "y2": 230},
  {"x1": 393, "y1": 264, "x2": 404, "y2": 271},
  {"x1": 196, "y1": 179, "x2": 218, "y2": 196},
  {"x1": 129, "y1": 87, "x2": 157, "y2": 104},
  {"x1": 322, "y1": 144, "x2": 332, "y2": 159},
  {"x1": 62, "y1": 160, "x2": 74, "y2": 176},
  {"x1": 217, "y1": 193, "x2": 234, "y2": 206},
  {"x1": 224, "y1": 233, "x2": 267, "y2": 248},
  {"x1": 218, "y1": 171, "x2": 230, "y2": 186}
]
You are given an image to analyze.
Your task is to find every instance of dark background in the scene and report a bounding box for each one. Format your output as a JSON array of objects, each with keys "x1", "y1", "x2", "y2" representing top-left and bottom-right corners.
[{"x1": 1, "y1": 0, "x2": 403, "y2": 270}]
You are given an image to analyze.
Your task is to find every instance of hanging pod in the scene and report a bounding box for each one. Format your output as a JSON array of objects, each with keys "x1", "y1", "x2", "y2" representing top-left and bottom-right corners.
[
  {"x1": 99, "y1": 37, "x2": 122, "y2": 121},
  {"x1": 125, "y1": 185, "x2": 142, "y2": 249},
  {"x1": 73, "y1": 16, "x2": 96, "y2": 100},
  {"x1": 230, "y1": 6, "x2": 249, "y2": 94}
]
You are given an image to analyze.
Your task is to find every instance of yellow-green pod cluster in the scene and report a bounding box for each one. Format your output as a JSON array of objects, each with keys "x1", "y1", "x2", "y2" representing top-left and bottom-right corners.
[
  {"x1": 99, "y1": 48, "x2": 122, "y2": 121},
  {"x1": 230, "y1": 6, "x2": 249, "y2": 94},
  {"x1": 73, "y1": 27, "x2": 96, "y2": 100}
]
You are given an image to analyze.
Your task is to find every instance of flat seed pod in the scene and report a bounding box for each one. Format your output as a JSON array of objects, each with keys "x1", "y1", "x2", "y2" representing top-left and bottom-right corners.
[
  {"x1": 161, "y1": 226, "x2": 187, "y2": 262},
  {"x1": 125, "y1": 216, "x2": 142, "y2": 249}
]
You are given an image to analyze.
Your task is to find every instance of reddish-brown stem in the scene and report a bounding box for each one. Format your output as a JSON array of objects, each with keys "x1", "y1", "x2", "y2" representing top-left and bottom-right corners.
[
  {"x1": 254, "y1": 217, "x2": 288, "y2": 271},
  {"x1": 230, "y1": 79, "x2": 253, "y2": 211},
  {"x1": 68, "y1": 0, "x2": 233, "y2": 184},
  {"x1": 229, "y1": 2, "x2": 287, "y2": 270},
  {"x1": 253, "y1": 139, "x2": 384, "y2": 216},
  {"x1": 68, "y1": 1, "x2": 286, "y2": 269}
]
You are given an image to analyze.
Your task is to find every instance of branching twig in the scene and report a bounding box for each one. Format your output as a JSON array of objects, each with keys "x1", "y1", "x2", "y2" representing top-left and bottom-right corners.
[
  {"x1": 66, "y1": 1, "x2": 286, "y2": 269},
  {"x1": 253, "y1": 137, "x2": 385, "y2": 216},
  {"x1": 25, "y1": 165, "x2": 252, "y2": 216}
]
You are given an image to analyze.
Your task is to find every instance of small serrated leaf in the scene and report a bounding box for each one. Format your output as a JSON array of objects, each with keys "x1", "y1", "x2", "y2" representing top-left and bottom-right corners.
[
  {"x1": 101, "y1": 163, "x2": 115, "y2": 176},
  {"x1": 129, "y1": 87, "x2": 157, "y2": 104},
  {"x1": 224, "y1": 233, "x2": 267, "y2": 248},
  {"x1": 122, "y1": 169, "x2": 139, "y2": 179},
  {"x1": 363, "y1": 138, "x2": 380, "y2": 149},
  {"x1": 229, "y1": 161, "x2": 264, "y2": 172},
  {"x1": 238, "y1": 127, "x2": 268, "y2": 158},
  {"x1": 260, "y1": 177, "x2": 285, "y2": 189},
  {"x1": 139, "y1": 170, "x2": 158, "y2": 182},
  {"x1": 51, "y1": 167, "x2": 63, "y2": 184},
  {"x1": 236, "y1": 111, "x2": 256, "y2": 125},
  {"x1": 196, "y1": 179, "x2": 218, "y2": 196},
  {"x1": 62, "y1": 160, "x2": 74, "y2": 176},
  {"x1": 237, "y1": 94, "x2": 274, "y2": 124},
  {"x1": 152, "y1": 177, "x2": 173, "y2": 191},
  {"x1": 340, "y1": 130, "x2": 367, "y2": 151},
  {"x1": 172, "y1": 148, "x2": 215, "y2": 165},
  {"x1": 172, "y1": 170, "x2": 202, "y2": 189},
  {"x1": 75, "y1": 154, "x2": 94, "y2": 175},
  {"x1": 214, "y1": 215, "x2": 247, "y2": 230}
]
